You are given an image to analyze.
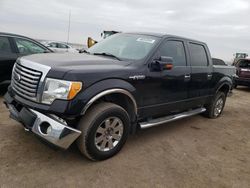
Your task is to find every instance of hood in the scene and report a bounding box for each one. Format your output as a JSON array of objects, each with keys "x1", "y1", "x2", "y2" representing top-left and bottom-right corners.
[
  {"x1": 19, "y1": 53, "x2": 138, "y2": 85},
  {"x1": 21, "y1": 53, "x2": 131, "y2": 71}
]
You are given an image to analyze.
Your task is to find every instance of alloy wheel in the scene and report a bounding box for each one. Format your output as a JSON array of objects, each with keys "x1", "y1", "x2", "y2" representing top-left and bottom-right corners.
[
  {"x1": 94, "y1": 117, "x2": 124, "y2": 152},
  {"x1": 214, "y1": 97, "x2": 224, "y2": 117}
]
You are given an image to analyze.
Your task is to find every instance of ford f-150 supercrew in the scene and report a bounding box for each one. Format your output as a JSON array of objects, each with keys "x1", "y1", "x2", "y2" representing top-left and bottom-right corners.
[{"x1": 4, "y1": 32, "x2": 236, "y2": 161}]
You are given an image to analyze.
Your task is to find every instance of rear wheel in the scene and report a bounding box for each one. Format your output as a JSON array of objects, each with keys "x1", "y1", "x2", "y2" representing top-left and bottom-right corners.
[
  {"x1": 77, "y1": 102, "x2": 130, "y2": 161},
  {"x1": 204, "y1": 91, "x2": 226, "y2": 118}
]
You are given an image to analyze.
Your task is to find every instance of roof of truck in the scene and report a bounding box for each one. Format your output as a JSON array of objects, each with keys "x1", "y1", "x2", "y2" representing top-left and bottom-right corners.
[{"x1": 126, "y1": 32, "x2": 206, "y2": 44}]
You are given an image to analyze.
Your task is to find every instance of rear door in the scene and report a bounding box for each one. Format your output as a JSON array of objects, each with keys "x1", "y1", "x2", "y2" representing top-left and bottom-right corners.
[
  {"x1": 0, "y1": 36, "x2": 18, "y2": 83},
  {"x1": 187, "y1": 42, "x2": 213, "y2": 104}
]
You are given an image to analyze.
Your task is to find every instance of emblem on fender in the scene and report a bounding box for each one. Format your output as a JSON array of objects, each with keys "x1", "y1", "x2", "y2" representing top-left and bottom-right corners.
[{"x1": 129, "y1": 75, "x2": 146, "y2": 80}]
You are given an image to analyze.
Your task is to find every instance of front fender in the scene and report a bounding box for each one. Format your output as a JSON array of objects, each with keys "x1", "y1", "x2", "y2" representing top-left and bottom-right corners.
[{"x1": 67, "y1": 79, "x2": 137, "y2": 115}]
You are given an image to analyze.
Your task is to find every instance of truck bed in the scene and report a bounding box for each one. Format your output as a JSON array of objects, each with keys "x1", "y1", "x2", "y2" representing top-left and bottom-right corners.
[{"x1": 213, "y1": 65, "x2": 236, "y2": 77}]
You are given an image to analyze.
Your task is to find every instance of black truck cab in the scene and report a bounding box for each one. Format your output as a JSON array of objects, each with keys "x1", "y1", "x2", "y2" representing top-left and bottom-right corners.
[{"x1": 4, "y1": 32, "x2": 235, "y2": 160}]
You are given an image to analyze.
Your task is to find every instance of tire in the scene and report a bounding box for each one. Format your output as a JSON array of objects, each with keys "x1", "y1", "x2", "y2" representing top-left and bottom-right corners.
[
  {"x1": 77, "y1": 102, "x2": 130, "y2": 161},
  {"x1": 204, "y1": 91, "x2": 226, "y2": 119}
]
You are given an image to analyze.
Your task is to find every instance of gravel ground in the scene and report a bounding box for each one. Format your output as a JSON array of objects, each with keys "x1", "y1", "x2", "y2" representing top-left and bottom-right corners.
[{"x1": 0, "y1": 87, "x2": 249, "y2": 188}]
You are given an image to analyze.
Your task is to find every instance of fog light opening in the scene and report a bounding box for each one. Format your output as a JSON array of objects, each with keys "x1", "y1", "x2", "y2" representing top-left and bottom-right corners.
[{"x1": 39, "y1": 122, "x2": 51, "y2": 135}]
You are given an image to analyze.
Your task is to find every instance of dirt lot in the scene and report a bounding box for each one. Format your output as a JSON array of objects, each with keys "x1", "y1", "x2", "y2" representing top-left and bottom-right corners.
[{"x1": 0, "y1": 87, "x2": 250, "y2": 188}]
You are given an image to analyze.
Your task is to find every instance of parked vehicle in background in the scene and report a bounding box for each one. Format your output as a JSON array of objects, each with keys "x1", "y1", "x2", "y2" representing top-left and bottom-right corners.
[
  {"x1": 234, "y1": 58, "x2": 250, "y2": 88},
  {"x1": 87, "y1": 30, "x2": 120, "y2": 48},
  {"x1": 212, "y1": 58, "x2": 227, "y2": 66},
  {"x1": 0, "y1": 32, "x2": 52, "y2": 86},
  {"x1": 42, "y1": 41, "x2": 77, "y2": 53},
  {"x1": 4, "y1": 32, "x2": 235, "y2": 161},
  {"x1": 233, "y1": 53, "x2": 248, "y2": 65}
]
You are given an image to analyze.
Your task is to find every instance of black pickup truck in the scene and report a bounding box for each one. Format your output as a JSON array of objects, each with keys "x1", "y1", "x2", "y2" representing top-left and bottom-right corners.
[{"x1": 4, "y1": 32, "x2": 235, "y2": 161}]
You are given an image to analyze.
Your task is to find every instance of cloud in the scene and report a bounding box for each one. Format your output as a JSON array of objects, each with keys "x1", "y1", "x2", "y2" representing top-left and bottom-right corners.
[{"x1": 0, "y1": 0, "x2": 250, "y2": 61}]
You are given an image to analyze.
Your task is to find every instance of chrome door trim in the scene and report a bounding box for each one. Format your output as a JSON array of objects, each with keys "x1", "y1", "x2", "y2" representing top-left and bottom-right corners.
[{"x1": 81, "y1": 89, "x2": 137, "y2": 115}]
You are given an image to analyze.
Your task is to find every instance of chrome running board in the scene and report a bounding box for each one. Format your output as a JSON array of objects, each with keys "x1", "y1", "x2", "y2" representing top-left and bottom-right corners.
[{"x1": 139, "y1": 107, "x2": 206, "y2": 129}]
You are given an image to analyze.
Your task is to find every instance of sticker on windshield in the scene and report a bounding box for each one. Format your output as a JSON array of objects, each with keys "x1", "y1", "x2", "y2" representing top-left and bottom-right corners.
[{"x1": 136, "y1": 38, "x2": 155, "y2": 44}]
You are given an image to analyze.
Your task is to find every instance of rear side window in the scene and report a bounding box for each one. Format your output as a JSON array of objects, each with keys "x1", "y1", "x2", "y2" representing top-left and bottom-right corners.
[
  {"x1": 58, "y1": 43, "x2": 69, "y2": 49},
  {"x1": 158, "y1": 40, "x2": 186, "y2": 66},
  {"x1": 189, "y1": 43, "x2": 208, "y2": 66},
  {"x1": 0, "y1": 36, "x2": 12, "y2": 54},
  {"x1": 48, "y1": 43, "x2": 57, "y2": 48}
]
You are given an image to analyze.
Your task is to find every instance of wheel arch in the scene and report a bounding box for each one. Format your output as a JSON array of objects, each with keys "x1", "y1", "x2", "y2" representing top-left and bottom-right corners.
[
  {"x1": 79, "y1": 79, "x2": 138, "y2": 123},
  {"x1": 215, "y1": 77, "x2": 233, "y2": 96},
  {"x1": 217, "y1": 83, "x2": 230, "y2": 95},
  {"x1": 81, "y1": 88, "x2": 137, "y2": 118}
]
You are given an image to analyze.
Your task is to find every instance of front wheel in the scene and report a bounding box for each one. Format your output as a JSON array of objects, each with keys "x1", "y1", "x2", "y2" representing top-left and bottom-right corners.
[
  {"x1": 204, "y1": 91, "x2": 226, "y2": 118},
  {"x1": 77, "y1": 102, "x2": 130, "y2": 161}
]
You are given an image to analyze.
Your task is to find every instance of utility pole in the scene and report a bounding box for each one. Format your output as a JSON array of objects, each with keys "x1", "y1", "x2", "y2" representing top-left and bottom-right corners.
[{"x1": 67, "y1": 10, "x2": 71, "y2": 45}]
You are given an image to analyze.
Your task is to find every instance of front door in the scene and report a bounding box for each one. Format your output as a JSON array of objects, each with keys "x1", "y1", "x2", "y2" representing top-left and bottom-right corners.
[{"x1": 140, "y1": 39, "x2": 191, "y2": 118}]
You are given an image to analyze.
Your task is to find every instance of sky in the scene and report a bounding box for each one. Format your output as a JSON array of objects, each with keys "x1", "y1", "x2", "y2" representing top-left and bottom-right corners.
[{"x1": 0, "y1": 0, "x2": 249, "y2": 61}]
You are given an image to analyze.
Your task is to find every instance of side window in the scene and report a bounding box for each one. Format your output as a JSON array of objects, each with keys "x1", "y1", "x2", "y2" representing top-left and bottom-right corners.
[
  {"x1": 58, "y1": 43, "x2": 68, "y2": 49},
  {"x1": 0, "y1": 36, "x2": 12, "y2": 54},
  {"x1": 189, "y1": 43, "x2": 208, "y2": 66},
  {"x1": 49, "y1": 43, "x2": 57, "y2": 48},
  {"x1": 15, "y1": 38, "x2": 46, "y2": 54},
  {"x1": 158, "y1": 40, "x2": 186, "y2": 66}
]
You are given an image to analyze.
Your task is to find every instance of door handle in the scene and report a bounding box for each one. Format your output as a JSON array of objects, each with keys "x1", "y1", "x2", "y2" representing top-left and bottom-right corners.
[
  {"x1": 207, "y1": 73, "x2": 212, "y2": 80},
  {"x1": 184, "y1": 74, "x2": 191, "y2": 81}
]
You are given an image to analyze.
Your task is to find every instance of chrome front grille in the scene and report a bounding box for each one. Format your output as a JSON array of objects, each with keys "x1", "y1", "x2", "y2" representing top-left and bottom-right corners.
[{"x1": 12, "y1": 62, "x2": 42, "y2": 101}]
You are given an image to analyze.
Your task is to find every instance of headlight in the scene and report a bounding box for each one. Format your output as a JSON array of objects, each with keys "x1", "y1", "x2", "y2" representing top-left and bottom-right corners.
[{"x1": 42, "y1": 78, "x2": 82, "y2": 104}]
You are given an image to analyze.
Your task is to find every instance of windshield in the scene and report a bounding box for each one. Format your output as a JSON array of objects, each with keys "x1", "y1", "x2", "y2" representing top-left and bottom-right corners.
[
  {"x1": 239, "y1": 60, "x2": 250, "y2": 68},
  {"x1": 87, "y1": 33, "x2": 160, "y2": 60}
]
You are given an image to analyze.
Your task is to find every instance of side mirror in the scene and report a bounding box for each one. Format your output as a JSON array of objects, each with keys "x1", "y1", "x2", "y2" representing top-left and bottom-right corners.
[
  {"x1": 87, "y1": 37, "x2": 98, "y2": 48},
  {"x1": 151, "y1": 56, "x2": 174, "y2": 71}
]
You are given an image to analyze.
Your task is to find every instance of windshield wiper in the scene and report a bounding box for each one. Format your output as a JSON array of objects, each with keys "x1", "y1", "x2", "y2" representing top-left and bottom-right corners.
[{"x1": 93, "y1": 52, "x2": 121, "y2": 61}]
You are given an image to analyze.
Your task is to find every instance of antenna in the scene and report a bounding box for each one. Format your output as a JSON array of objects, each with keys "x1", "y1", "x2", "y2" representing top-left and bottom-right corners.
[{"x1": 67, "y1": 10, "x2": 71, "y2": 45}]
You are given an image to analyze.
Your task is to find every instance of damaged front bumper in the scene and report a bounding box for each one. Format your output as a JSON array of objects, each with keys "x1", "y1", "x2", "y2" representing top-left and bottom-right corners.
[{"x1": 4, "y1": 92, "x2": 81, "y2": 149}]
